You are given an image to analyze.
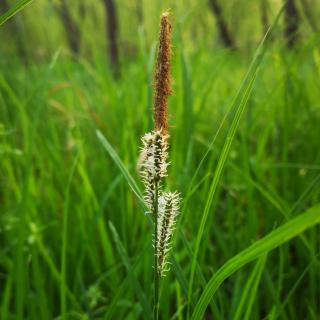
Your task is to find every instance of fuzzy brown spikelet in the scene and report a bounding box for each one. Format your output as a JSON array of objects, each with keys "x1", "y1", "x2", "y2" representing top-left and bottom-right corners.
[{"x1": 153, "y1": 11, "x2": 172, "y2": 134}]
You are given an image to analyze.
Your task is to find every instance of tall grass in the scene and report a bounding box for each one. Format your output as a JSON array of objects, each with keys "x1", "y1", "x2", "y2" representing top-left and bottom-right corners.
[{"x1": 0, "y1": 2, "x2": 320, "y2": 320}]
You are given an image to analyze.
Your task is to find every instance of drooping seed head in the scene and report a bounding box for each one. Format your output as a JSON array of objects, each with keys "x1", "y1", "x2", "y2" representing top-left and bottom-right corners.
[{"x1": 153, "y1": 11, "x2": 172, "y2": 134}]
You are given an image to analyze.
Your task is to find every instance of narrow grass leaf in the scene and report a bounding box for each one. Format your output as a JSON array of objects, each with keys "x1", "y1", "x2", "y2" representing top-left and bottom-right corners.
[
  {"x1": 108, "y1": 221, "x2": 152, "y2": 319},
  {"x1": 187, "y1": 7, "x2": 284, "y2": 313},
  {"x1": 36, "y1": 237, "x2": 81, "y2": 309},
  {"x1": 96, "y1": 130, "x2": 144, "y2": 203},
  {"x1": 233, "y1": 255, "x2": 267, "y2": 320},
  {"x1": 243, "y1": 255, "x2": 267, "y2": 320},
  {"x1": 60, "y1": 152, "x2": 80, "y2": 319},
  {"x1": 273, "y1": 255, "x2": 319, "y2": 319},
  {"x1": 191, "y1": 204, "x2": 320, "y2": 319},
  {"x1": 1, "y1": 275, "x2": 13, "y2": 320},
  {"x1": 104, "y1": 242, "x2": 151, "y2": 320},
  {"x1": 0, "y1": 0, "x2": 33, "y2": 26},
  {"x1": 187, "y1": 70, "x2": 257, "y2": 309}
]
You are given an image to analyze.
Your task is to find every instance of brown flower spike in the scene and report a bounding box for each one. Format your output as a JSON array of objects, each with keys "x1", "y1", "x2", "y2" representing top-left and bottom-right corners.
[{"x1": 153, "y1": 11, "x2": 172, "y2": 134}]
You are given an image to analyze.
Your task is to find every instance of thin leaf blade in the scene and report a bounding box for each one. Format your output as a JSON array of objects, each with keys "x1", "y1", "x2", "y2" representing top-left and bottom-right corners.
[
  {"x1": 0, "y1": 0, "x2": 33, "y2": 26},
  {"x1": 191, "y1": 204, "x2": 320, "y2": 319}
]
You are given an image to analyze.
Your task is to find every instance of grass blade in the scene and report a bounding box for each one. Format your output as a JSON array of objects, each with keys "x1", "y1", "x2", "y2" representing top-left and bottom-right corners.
[
  {"x1": 96, "y1": 128, "x2": 199, "y2": 308},
  {"x1": 191, "y1": 204, "x2": 320, "y2": 319},
  {"x1": 233, "y1": 255, "x2": 267, "y2": 320},
  {"x1": 272, "y1": 255, "x2": 319, "y2": 319},
  {"x1": 187, "y1": 66, "x2": 257, "y2": 311},
  {"x1": 60, "y1": 152, "x2": 80, "y2": 319},
  {"x1": 108, "y1": 221, "x2": 152, "y2": 319},
  {"x1": 103, "y1": 242, "x2": 151, "y2": 319},
  {"x1": 96, "y1": 130, "x2": 144, "y2": 204},
  {"x1": 187, "y1": 7, "x2": 284, "y2": 314},
  {"x1": 0, "y1": 0, "x2": 33, "y2": 26}
]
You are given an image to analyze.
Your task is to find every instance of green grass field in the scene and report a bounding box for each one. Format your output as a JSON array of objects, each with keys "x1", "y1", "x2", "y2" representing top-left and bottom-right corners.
[{"x1": 0, "y1": 1, "x2": 320, "y2": 319}]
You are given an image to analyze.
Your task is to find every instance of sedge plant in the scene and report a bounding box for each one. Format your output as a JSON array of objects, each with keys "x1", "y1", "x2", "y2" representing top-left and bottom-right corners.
[{"x1": 137, "y1": 11, "x2": 180, "y2": 320}]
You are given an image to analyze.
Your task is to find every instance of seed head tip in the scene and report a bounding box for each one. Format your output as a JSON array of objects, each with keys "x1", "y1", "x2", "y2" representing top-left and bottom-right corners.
[{"x1": 153, "y1": 10, "x2": 172, "y2": 135}]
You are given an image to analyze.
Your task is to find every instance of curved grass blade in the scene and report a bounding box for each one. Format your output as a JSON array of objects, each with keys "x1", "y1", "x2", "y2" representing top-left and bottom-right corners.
[
  {"x1": 103, "y1": 241, "x2": 151, "y2": 320},
  {"x1": 187, "y1": 7, "x2": 285, "y2": 314},
  {"x1": 271, "y1": 254, "x2": 319, "y2": 319},
  {"x1": 60, "y1": 151, "x2": 80, "y2": 319},
  {"x1": 187, "y1": 69, "x2": 257, "y2": 312},
  {"x1": 96, "y1": 130, "x2": 144, "y2": 204},
  {"x1": 0, "y1": 0, "x2": 33, "y2": 26},
  {"x1": 36, "y1": 236, "x2": 81, "y2": 310},
  {"x1": 191, "y1": 204, "x2": 320, "y2": 319},
  {"x1": 233, "y1": 255, "x2": 267, "y2": 320},
  {"x1": 108, "y1": 221, "x2": 152, "y2": 319}
]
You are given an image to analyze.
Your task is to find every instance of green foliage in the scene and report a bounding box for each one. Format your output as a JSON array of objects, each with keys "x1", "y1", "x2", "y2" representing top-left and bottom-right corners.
[
  {"x1": 1, "y1": 1, "x2": 320, "y2": 320},
  {"x1": 191, "y1": 205, "x2": 320, "y2": 319}
]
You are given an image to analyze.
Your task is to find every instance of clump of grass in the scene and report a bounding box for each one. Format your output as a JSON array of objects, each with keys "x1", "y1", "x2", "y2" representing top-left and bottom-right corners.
[{"x1": 138, "y1": 11, "x2": 180, "y2": 320}]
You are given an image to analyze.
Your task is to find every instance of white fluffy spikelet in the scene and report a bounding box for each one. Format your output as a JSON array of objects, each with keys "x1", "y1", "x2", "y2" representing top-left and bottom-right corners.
[
  {"x1": 157, "y1": 191, "x2": 180, "y2": 276},
  {"x1": 139, "y1": 130, "x2": 169, "y2": 211}
]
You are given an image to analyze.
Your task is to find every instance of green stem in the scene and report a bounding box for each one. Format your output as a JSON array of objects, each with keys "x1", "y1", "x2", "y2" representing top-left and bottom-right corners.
[{"x1": 154, "y1": 181, "x2": 160, "y2": 320}]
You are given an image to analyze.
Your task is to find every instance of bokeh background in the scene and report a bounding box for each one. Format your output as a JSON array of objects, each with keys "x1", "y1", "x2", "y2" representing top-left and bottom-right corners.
[
  {"x1": 0, "y1": 0, "x2": 320, "y2": 319},
  {"x1": 1, "y1": 1, "x2": 320, "y2": 68}
]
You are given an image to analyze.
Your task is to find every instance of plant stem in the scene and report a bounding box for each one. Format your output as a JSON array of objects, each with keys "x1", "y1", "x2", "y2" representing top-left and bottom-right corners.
[{"x1": 153, "y1": 181, "x2": 160, "y2": 320}]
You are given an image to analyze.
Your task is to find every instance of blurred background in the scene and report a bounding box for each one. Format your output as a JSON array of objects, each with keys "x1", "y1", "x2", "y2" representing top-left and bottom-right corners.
[
  {"x1": 1, "y1": 1, "x2": 320, "y2": 319},
  {"x1": 0, "y1": 0, "x2": 319, "y2": 70}
]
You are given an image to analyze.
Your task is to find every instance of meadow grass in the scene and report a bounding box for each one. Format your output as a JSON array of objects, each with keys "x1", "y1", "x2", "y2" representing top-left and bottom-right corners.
[{"x1": 1, "y1": 4, "x2": 320, "y2": 319}]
